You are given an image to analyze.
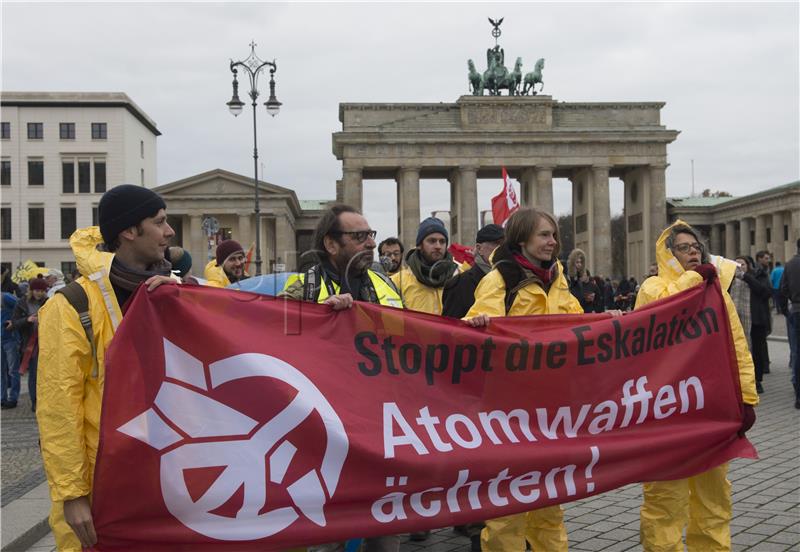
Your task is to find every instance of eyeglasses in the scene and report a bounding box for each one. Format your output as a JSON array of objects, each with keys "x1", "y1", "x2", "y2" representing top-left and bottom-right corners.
[
  {"x1": 333, "y1": 230, "x2": 377, "y2": 243},
  {"x1": 672, "y1": 242, "x2": 704, "y2": 254}
]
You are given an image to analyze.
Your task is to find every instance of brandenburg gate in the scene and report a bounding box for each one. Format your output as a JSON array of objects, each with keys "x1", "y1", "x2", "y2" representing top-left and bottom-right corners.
[{"x1": 332, "y1": 95, "x2": 679, "y2": 278}]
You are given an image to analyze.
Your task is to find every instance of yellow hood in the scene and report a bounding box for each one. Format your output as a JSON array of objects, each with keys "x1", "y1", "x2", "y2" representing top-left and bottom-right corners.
[
  {"x1": 204, "y1": 259, "x2": 231, "y2": 288},
  {"x1": 653, "y1": 219, "x2": 736, "y2": 289},
  {"x1": 70, "y1": 226, "x2": 114, "y2": 279}
]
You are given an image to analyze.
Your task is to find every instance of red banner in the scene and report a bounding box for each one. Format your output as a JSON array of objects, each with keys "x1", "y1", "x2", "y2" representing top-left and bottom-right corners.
[{"x1": 91, "y1": 279, "x2": 755, "y2": 550}]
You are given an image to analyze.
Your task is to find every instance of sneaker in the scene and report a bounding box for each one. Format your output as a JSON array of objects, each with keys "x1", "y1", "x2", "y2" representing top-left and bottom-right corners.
[
  {"x1": 756, "y1": 382, "x2": 764, "y2": 394},
  {"x1": 409, "y1": 531, "x2": 430, "y2": 542},
  {"x1": 1, "y1": 401, "x2": 17, "y2": 409}
]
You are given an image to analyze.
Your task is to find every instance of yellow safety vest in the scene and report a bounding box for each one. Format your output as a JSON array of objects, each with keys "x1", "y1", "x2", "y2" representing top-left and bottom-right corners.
[{"x1": 285, "y1": 267, "x2": 403, "y2": 309}]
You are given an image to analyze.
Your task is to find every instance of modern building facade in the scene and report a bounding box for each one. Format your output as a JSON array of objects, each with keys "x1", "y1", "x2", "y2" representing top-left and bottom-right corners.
[
  {"x1": 667, "y1": 181, "x2": 800, "y2": 263},
  {"x1": 0, "y1": 91, "x2": 160, "y2": 275}
]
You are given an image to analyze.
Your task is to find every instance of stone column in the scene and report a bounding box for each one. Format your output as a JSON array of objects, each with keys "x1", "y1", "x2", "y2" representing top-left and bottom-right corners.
[
  {"x1": 238, "y1": 213, "x2": 251, "y2": 248},
  {"x1": 448, "y1": 169, "x2": 461, "y2": 243},
  {"x1": 709, "y1": 224, "x2": 722, "y2": 255},
  {"x1": 649, "y1": 164, "x2": 667, "y2": 245},
  {"x1": 740, "y1": 217, "x2": 751, "y2": 257},
  {"x1": 724, "y1": 221, "x2": 737, "y2": 259},
  {"x1": 342, "y1": 167, "x2": 363, "y2": 211},
  {"x1": 275, "y1": 214, "x2": 295, "y2": 272},
  {"x1": 792, "y1": 210, "x2": 800, "y2": 251},
  {"x1": 771, "y1": 212, "x2": 785, "y2": 262},
  {"x1": 755, "y1": 215, "x2": 768, "y2": 255},
  {"x1": 396, "y1": 167, "x2": 420, "y2": 250},
  {"x1": 535, "y1": 166, "x2": 554, "y2": 214},
  {"x1": 458, "y1": 166, "x2": 479, "y2": 245},
  {"x1": 519, "y1": 168, "x2": 536, "y2": 208},
  {"x1": 592, "y1": 165, "x2": 612, "y2": 278},
  {"x1": 189, "y1": 214, "x2": 204, "y2": 266}
]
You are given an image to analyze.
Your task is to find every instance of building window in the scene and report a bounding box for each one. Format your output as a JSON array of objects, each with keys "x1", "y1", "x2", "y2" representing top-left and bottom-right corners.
[
  {"x1": 61, "y1": 207, "x2": 77, "y2": 240},
  {"x1": 27, "y1": 123, "x2": 43, "y2": 140},
  {"x1": 767, "y1": 228, "x2": 772, "y2": 244},
  {"x1": 59, "y1": 122, "x2": 76, "y2": 140},
  {"x1": 1, "y1": 160, "x2": 10, "y2": 186},
  {"x1": 94, "y1": 161, "x2": 106, "y2": 193},
  {"x1": 28, "y1": 207, "x2": 45, "y2": 240},
  {"x1": 140, "y1": 140, "x2": 144, "y2": 158},
  {"x1": 61, "y1": 261, "x2": 77, "y2": 280},
  {"x1": 750, "y1": 230, "x2": 755, "y2": 246},
  {"x1": 28, "y1": 160, "x2": 44, "y2": 186},
  {"x1": 0, "y1": 263, "x2": 11, "y2": 277},
  {"x1": 1, "y1": 207, "x2": 11, "y2": 240},
  {"x1": 785, "y1": 225, "x2": 790, "y2": 241},
  {"x1": 1, "y1": 122, "x2": 9, "y2": 140},
  {"x1": 62, "y1": 161, "x2": 75, "y2": 193},
  {"x1": 140, "y1": 168, "x2": 145, "y2": 186},
  {"x1": 92, "y1": 206, "x2": 98, "y2": 226},
  {"x1": 91, "y1": 122, "x2": 107, "y2": 140},
  {"x1": 78, "y1": 161, "x2": 91, "y2": 193}
]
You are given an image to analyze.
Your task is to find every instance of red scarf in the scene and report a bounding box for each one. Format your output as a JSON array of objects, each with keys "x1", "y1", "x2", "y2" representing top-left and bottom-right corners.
[{"x1": 512, "y1": 253, "x2": 555, "y2": 286}]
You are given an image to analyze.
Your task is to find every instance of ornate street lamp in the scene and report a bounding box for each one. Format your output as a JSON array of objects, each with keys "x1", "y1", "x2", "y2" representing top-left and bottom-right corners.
[{"x1": 227, "y1": 41, "x2": 281, "y2": 276}]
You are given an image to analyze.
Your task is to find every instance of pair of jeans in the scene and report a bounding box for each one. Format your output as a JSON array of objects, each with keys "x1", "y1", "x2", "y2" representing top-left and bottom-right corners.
[
  {"x1": 27, "y1": 352, "x2": 37, "y2": 410},
  {"x1": 1, "y1": 338, "x2": 20, "y2": 403},
  {"x1": 750, "y1": 325, "x2": 769, "y2": 383}
]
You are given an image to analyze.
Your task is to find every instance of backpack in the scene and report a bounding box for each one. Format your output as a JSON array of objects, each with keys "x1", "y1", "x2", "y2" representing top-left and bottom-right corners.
[{"x1": 56, "y1": 281, "x2": 99, "y2": 378}]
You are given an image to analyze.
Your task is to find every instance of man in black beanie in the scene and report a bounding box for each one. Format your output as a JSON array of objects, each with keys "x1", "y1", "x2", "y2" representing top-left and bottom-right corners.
[
  {"x1": 443, "y1": 224, "x2": 504, "y2": 319},
  {"x1": 36, "y1": 184, "x2": 178, "y2": 550}
]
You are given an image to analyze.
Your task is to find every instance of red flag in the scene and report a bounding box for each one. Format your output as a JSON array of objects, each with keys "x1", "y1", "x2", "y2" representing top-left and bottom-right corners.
[
  {"x1": 490, "y1": 167, "x2": 520, "y2": 226},
  {"x1": 91, "y1": 279, "x2": 755, "y2": 550},
  {"x1": 448, "y1": 243, "x2": 475, "y2": 265}
]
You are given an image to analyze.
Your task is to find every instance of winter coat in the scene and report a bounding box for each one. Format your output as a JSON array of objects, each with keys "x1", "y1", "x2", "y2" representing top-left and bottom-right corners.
[
  {"x1": 745, "y1": 265, "x2": 772, "y2": 330},
  {"x1": 10, "y1": 295, "x2": 47, "y2": 349},
  {"x1": 780, "y1": 253, "x2": 800, "y2": 313},
  {"x1": 37, "y1": 227, "x2": 124, "y2": 506},
  {"x1": 204, "y1": 259, "x2": 231, "y2": 288},
  {"x1": 442, "y1": 263, "x2": 489, "y2": 318},
  {"x1": 634, "y1": 219, "x2": 758, "y2": 406}
]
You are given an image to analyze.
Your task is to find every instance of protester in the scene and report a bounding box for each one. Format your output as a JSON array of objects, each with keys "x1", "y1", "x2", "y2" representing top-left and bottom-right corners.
[
  {"x1": 566, "y1": 248, "x2": 603, "y2": 313},
  {"x1": 779, "y1": 239, "x2": 800, "y2": 409},
  {"x1": 281, "y1": 204, "x2": 402, "y2": 551},
  {"x1": 635, "y1": 220, "x2": 757, "y2": 552},
  {"x1": 9, "y1": 277, "x2": 49, "y2": 411},
  {"x1": 165, "y1": 246, "x2": 193, "y2": 280},
  {"x1": 770, "y1": 261, "x2": 784, "y2": 313},
  {"x1": 205, "y1": 239, "x2": 248, "y2": 287},
  {"x1": 37, "y1": 184, "x2": 178, "y2": 550},
  {"x1": 744, "y1": 251, "x2": 772, "y2": 392},
  {"x1": 614, "y1": 277, "x2": 635, "y2": 311},
  {"x1": 465, "y1": 207, "x2": 581, "y2": 552},
  {"x1": 45, "y1": 268, "x2": 66, "y2": 298},
  {"x1": 392, "y1": 217, "x2": 459, "y2": 315},
  {"x1": 442, "y1": 223, "x2": 504, "y2": 319},
  {"x1": 1, "y1": 290, "x2": 20, "y2": 409},
  {"x1": 1, "y1": 267, "x2": 19, "y2": 295},
  {"x1": 378, "y1": 237, "x2": 404, "y2": 276}
]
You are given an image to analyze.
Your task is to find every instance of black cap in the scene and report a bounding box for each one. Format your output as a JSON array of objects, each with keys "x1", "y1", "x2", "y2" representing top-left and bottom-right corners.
[
  {"x1": 476, "y1": 224, "x2": 504, "y2": 243},
  {"x1": 99, "y1": 184, "x2": 166, "y2": 244}
]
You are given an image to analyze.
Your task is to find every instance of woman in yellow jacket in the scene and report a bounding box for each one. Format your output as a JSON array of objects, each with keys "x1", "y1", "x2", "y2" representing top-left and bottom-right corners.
[
  {"x1": 635, "y1": 220, "x2": 758, "y2": 552},
  {"x1": 465, "y1": 207, "x2": 581, "y2": 552}
]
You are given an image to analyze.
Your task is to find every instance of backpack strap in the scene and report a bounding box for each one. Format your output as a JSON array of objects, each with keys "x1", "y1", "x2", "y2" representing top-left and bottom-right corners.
[{"x1": 57, "y1": 281, "x2": 99, "y2": 378}]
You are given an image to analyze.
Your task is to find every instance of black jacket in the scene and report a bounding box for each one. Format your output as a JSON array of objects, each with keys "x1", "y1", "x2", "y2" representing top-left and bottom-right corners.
[
  {"x1": 442, "y1": 263, "x2": 488, "y2": 318},
  {"x1": 780, "y1": 254, "x2": 800, "y2": 313},
  {"x1": 744, "y1": 266, "x2": 772, "y2": 329}
]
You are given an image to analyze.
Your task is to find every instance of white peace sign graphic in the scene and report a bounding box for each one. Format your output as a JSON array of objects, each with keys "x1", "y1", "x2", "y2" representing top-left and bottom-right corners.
[{"x1": 117, "y1": 340, "x2": 349, "y2": 541}]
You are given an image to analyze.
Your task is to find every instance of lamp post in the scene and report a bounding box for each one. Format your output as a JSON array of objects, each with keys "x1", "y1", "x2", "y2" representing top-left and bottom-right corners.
[{"x1": 226, "y1": 41, "x2": 282, "y2": 276}]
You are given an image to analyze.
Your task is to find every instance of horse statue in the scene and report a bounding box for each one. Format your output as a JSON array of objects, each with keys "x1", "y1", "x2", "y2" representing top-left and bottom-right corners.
[
  {"x1": 483, "y1": 46, "x2": 508, "y2": 96},
  {"x1": 506, "y1": 57, "x2": 523, "y2": 95},
  {"x1": 467, "y1": 59, "x2": 484, "y2": 95},
  {"x1": 522, "y1": 58, "x2": 545, "y2": 95}
]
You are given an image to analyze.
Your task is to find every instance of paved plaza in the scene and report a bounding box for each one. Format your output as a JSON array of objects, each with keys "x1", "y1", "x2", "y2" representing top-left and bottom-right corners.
[{"x1": 4, "y1": 337, "x2": 798, "y2": 552}]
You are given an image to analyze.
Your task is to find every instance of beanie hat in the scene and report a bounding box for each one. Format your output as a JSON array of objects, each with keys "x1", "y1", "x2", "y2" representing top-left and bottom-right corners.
[
  {"x1": 167, "y1": 247, "x2": 193, "y2": 278},
  {"x1": 29, "y1": 277, "x2": 48, "y2": 291},
  {"x1": 98, "y1": 184, "x2": 166, "y2": 244},
  {"x1": 416, "y1": 217, "x2": 449, "y2": 246},
  {"x1": 215, "y1": 240, "x2": 244, "y2": 266},
  {"x1": 476, "y1": 224, "x2": 504, "y2": 243}
]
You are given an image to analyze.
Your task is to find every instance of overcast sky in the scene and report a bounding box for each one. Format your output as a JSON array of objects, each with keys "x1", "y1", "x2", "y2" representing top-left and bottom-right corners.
[{"x1": 3, "y1": 2, "x2": 798, "y2": 242}]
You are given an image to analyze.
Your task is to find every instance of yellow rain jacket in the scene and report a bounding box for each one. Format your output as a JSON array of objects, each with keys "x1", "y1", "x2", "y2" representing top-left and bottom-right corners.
[
  {"x1": 204, "y1": 259, "x2": 231, "y2": 288},
  {"x1": 467, "y1": 258, "x2": 579, "y2": 552},
  {"x1": 637, "y1": 220, "x2": 757, "y2": 552},
  {"x1": 390, "y1": 265, "x2": 446, "y2": 314},
  {"x1": 37, "y1": 227, "x2": 124, "y2": 551}
]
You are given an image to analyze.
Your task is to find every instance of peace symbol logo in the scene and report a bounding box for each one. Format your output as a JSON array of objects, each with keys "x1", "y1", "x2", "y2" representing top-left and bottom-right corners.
[{"x1": 117, "y1": 339, "x2": 349, "y2": 541}]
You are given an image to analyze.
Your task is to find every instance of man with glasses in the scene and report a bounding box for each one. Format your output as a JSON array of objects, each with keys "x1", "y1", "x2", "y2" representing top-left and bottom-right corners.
[
  {"x1": 635, "y1": 221, "x2": 757, "y2": 552},
  {"x1": 281, "y1": 203, "x2": 402, "y2": 309}
]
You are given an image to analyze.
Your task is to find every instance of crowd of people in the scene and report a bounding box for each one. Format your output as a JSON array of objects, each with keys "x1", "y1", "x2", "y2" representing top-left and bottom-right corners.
[{"x1": 2, "y1": 181, "x2": 798, "y2": 552}]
